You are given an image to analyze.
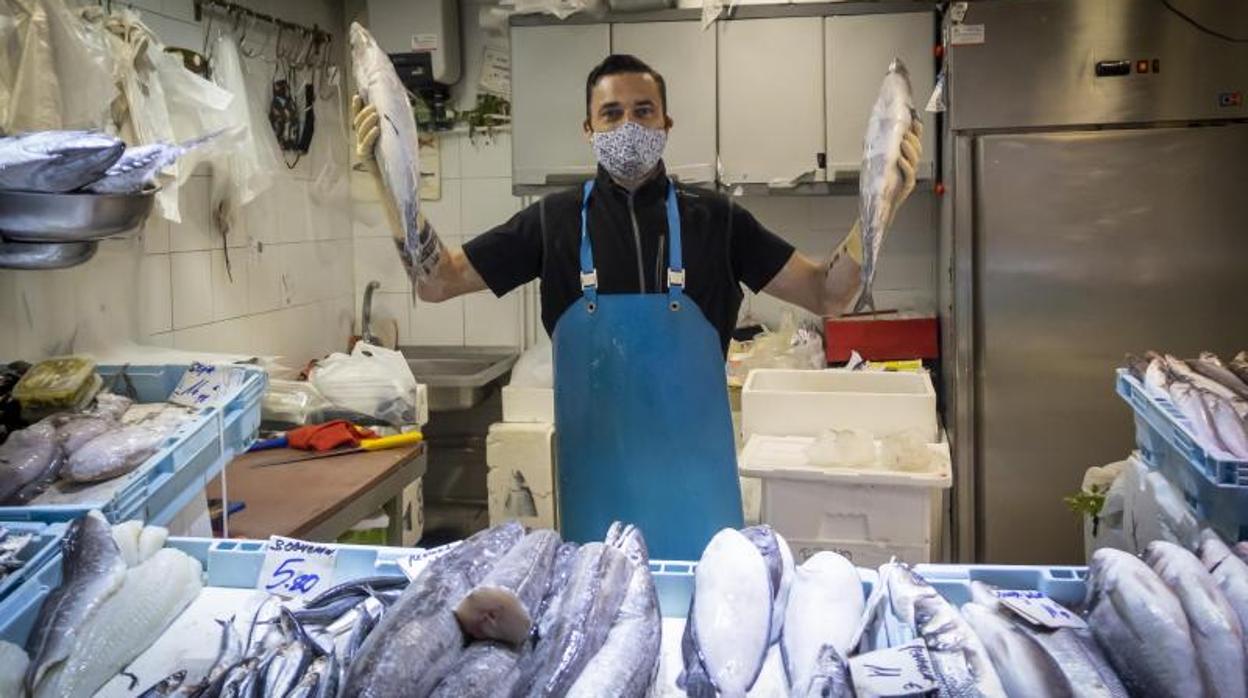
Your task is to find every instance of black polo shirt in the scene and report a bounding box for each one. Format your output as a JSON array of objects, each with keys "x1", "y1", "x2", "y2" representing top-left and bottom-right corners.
[{"x1": 462, "y1": 163, "x2": 795, "y2": 354}]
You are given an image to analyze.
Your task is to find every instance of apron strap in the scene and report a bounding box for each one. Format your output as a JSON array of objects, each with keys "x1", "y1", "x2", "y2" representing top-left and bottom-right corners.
[
  {"x1": 665, "y1": 180, "x2": 685, "y2": 309},
  {"x1": 578, "y1": 180, "x2": 599, "y2": 309}
]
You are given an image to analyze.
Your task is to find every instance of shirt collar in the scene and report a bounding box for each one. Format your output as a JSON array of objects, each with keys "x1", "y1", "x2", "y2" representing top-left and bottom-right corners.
[{"x1": 594, "y1": 161, "x2": 670, "y2": 204}]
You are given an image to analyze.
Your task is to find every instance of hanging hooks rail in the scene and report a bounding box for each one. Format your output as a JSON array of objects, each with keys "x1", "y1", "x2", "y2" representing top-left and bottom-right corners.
[{"x1": 192, "y1": 0, "x2": 332, "y2": 47}]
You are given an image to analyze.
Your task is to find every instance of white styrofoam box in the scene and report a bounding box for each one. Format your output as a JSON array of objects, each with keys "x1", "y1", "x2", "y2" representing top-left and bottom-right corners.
[
  {"x1": 739, "y1": 434, "x2": 951, "y2": 557},
  {"x1": 741, "y1": 369, "x2": 937, "y2": 441},
  {"x1": 788, "y1": 538, "x2": 932, "y2": 568},
  {"x1": 486, "y1": 422, "x2": 557, "y2": 529},
  {"x1": 501, "y1": 386, "x2": 555, "y2": 423}
]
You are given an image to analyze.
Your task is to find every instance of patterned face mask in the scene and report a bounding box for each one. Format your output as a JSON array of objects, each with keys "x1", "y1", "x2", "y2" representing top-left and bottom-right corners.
[{"x1": 591, "y1": 121, "x2": 667, "y2": 183}]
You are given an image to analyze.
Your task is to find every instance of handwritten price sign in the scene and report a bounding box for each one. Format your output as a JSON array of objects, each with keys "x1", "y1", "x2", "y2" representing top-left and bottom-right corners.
[
  {"x1": 169, "y1": 362, "x2": 245, "y2": 408},
  {"x1": 850, "y1": 639, "x2": 939, "y2": 697},
  {"x1": 995, "y1": 589, "x2": 1088, "y2": 629},
  {"x1": 257, "y1": 536, "x2": 337, "y2": 598}
]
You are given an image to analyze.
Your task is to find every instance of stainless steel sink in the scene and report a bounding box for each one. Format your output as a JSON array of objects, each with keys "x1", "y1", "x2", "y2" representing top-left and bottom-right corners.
[{"x1": 400, "y1": 345, "x2": 518, "y2": 412}]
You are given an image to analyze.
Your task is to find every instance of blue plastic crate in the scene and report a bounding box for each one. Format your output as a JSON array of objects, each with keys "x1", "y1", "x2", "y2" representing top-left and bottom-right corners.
[
  {"x1": 0, "y1": 510, "x2": 80, "y2": 615},
  {"x1": 1116, "y1": 369, "x2": 1248, "y2": 542},
  {"x1": 0, "y1": 364, "x2": 265, "y2": 526}
]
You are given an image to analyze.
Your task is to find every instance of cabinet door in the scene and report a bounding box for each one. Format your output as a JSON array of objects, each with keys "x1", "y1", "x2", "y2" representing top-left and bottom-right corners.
[
  {"x1": 825, "y1": 12, "x2": 936, "y2": 181},
  {"x1": 611, "y1": 21, "x2": 717, "y2": 184},
  {"x1": 718, "y1": 17, "x2": 825, "y2": 186},
  {"x1": 511, "y1": 24, "x2": 610, "y2": 186}
]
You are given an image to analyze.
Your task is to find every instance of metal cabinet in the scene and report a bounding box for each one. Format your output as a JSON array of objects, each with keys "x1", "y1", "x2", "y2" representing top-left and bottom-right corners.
[
  {"x1": 511, "y1": 24, "x2": 610, "y2": 187},
  {"x1": 824, "y1": 12, "x2": 936, "y2": 181},
  {"x1": 611, "y1": 21, "x2": 717, "y2": 184},
  {"x1": 717, "y1": 17, "x2": 826, "y2": 186}
]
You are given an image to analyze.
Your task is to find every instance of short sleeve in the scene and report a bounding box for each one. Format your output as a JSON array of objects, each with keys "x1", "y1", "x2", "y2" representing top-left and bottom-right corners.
[
  {"x1": 462, "y1": 201, "x2": 544, "y2": 297},
  {"x1": 730, "y1": 201, "x2": 796, "y2": 293}
]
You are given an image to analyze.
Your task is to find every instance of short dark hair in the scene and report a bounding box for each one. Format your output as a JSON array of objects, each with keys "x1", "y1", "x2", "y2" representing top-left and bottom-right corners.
[{"x1": 585, "y1": 54, "x2": 667, "y2": 119}]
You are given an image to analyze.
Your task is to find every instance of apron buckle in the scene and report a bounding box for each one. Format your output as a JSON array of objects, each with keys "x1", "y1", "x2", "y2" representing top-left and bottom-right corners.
[
  {"x1": 667, "y1": 268, "x2": 686, "y2": 288},
  {"x1": 580, "y1": 270, "x2": 598, "y2": 290}
]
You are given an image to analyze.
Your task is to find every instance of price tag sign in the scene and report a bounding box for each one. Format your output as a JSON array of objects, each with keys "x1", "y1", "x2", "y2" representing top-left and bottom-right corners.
[
  {"x1": 169, "y1": 362, "x2": 244, "y2": 408},
  {"x1": 995, "y1": 589, "x2": 1087, "y2": 629},
  {"x1": 257, "y1": 536, "x2": 337, "y2": 598},
  {"x1": 395, "y1": 541, "x2": 461, "y2": 581},
  {"x1": 850, "y1": 639, "x2": 940, "y2": 697}
]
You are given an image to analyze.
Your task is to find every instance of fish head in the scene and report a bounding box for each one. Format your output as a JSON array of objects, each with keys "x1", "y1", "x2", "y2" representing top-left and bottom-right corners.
[
  {"x1": 3, "y1": 131, "x2": 124, "y2": 192},
  {"x1": 348, "y1": 23, "x2": 381, "y2": 99},
  {"x1": 887, "y1": 57, "x2": 910, "y2": 78}
]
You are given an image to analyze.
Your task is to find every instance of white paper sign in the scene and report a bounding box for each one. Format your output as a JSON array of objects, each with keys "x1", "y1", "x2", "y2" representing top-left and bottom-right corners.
[
  {"x1": 412, "y1": 33, "x2": 439, "y2": 52},
  {"x1": 995, "y1": 589, "x2": 1088, "y2": 629},
  {"x1": 395, "y1": 541, "x2": 461, "y2": 581},
  {"x1": 949, "y1": 23, "x2": 985, "y2": 45},
  {"x1": 850, "y1": 639, "x2": 940, "y2": 697},
  {"x1": 169, "y1": 362, "x2": 244, "y2": 408},
  {"x1": 257, "y1": 536, "x2": 338, "y2": 598},
  {"x1": 479, "y1": 46, "x2": 511, "y2": 98}
]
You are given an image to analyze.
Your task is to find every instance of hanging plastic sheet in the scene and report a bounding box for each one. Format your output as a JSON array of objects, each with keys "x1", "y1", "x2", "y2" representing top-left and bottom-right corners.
[
  {"x1": 1, "y1": 0, "x2": 61, "y2": 132},
  {"x1": 44, "y1": 0, "x2": 113, "y2": 129}
]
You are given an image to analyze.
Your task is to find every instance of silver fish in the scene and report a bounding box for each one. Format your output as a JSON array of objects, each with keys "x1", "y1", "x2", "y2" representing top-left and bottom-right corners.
[
  {"x1": 512, "y1": 542, "x2": 633, "y2": 697},
  {"x1": 0, "y1": 130, "x2": 124, "y2": 193},
  {"x1": 349, "y1": 23, "x2": 445, "y2": 281},
  {"x1": 216, "y1": 656, "x2": 259, "y2": 698},
  {"x1": 0, "y1": 421, "x2": 62, "y2": 504},
  {"x1": 1197, "y1": 530, "x2": 1248, "y2": 681},
  {"x1": 800, "y1": 644, "x2": 853, "y2": 698},
  {"x1": 286, "y1": 656, "x2": 326, "y2": 698},
  {"x1": 428, "y1": 641, "x2": 522, "y2": 698},
  {"x1": 1086, "y1": 548, "x2": 1203, "y2": 697},
  {"x1": 566, "y1": 526, "x2": 661, "y2": 698},
  {"x1": 1202, "y1": 389, "x2": 1248, "y2": 459},
  {"x1": 54, "y1": 415, "x2": 115, "y2": 455},
  {"x1": 455, "y1": 529, "x2": 560, "y2": 646},
  {"x1": 1146, "y1": 540, "x2": 1247, "y2": 698},
  {"x1": 781, "y1": 552, "x2": 863, "y2": 698},
  {"x1": 961, "y1": 602, "x2": 1074, "y2": 698},
  {"x1": 678, "y1": 528, "x2": 774, "y2": 698},
  {"x1": 303, "y1": 575, "x2": 408, "y2": 610},
  {"x1": 263, "y1": 609, "x2": 315, "y2": 698},
  {"x1": 24, "y1": 510, "x2": 127, "y2": 694},
  {"x1": 742, "y1": 524, "x2": 795, "y2": 645},
  {"x1": 137, "y1": 670, "x2": 186, "y2": 698},
  {"x1": 84, "y1": 130, "x2": 226, "y2": 195},
  {"x1": 186, "y1": 617, "x2": 243, "y2": 697},
  {"x1": 342, "y1": 521, "x2": 524, "y2": 697},
  {"x1": 1193, "y1": 353, "x2": 1248, "y2": 401},
  {"x1": 341, "y1": 599, "x2": 382, "y2": 670},
  {"x1": 854, "y1": 58, "x2": 917, "y2": 314},
  {"x1": 0, "y1": 529, "x2": 33, "y2": 576},
  {"x1": 315, "y1": 652, "x2": 338, "y2": 698},
  {"x1": 62, "y1": 423, "x2": 168, "y2": 483},
  {"x1": 1231, "y1": 352, "x2": 1248, "y2": 388},
  {"x1": 534, "y1": 542, "x2": 579, "y2": 637}
]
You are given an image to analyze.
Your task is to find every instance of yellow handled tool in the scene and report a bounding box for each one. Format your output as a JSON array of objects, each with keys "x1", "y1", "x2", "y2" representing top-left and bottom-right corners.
[{"x1": 360, "y1": 431, "x2": 424, "y2": 451}]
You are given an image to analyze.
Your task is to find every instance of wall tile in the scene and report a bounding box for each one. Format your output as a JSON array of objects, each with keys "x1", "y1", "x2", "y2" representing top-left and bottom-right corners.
[
  {"x1": 246, "y1": 242, "x2": 284, "y2": 314},
  {"x1": 211, "y1": 249, "x2": 250, "y2": 321},
  {"x1": 460, "y1": 131, "x2": 512, "y2": 179},
  {"x1": 161, "y1": 0, "x2": 196, "y2": 22},
  {"x1": 437, "y1": 133, "x2": 462, "y2": 180},
  {"x1": 411, "y1": 296, "x2": 465, "y2": 346},
  {"x1": 277, "y1": 180, "x2": 314, "y2": 244},
  {"x1": 139, "y1": 254, "x2": 172, "y2": 336},
  {"x1": 281, "y1": 243, "x2": 315, "y2": 307},
  {"x1": 143, "y1": 217, "x2": 171, "y2": 255},
  {"x1": 422, "y1": 178, "x2": 461, "y2": 237},
  {"x1": 353, "y1": 237, "x2": 410, "y2": 294},
  {"x1": 146, "y1": 332, "x2": 175, "y2": 349},
  {"x1": 464, "y1": 289, "x2": 521, "y2": 347},
  {"x1": 170, "y1": 177, "x2": 214, "y2": 252},
  {"x1": 352, "y1": 202, "x2": 390, "y2": 239},
  {"x1": 171, "y1": 251, "x2": 214, "y2": 329},
  {"x1": 243, "y1": 189, "x2": 281, "y2": 245},
  {"x1": 11, "y1": 270, "x2": 77, "y2": 357},
  {"x1": 461, "y1": 178, "x2": 521, "y2": 239}
]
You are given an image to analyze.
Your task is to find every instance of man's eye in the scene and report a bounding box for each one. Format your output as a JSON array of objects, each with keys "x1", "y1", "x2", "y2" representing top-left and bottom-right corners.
[{"x1": 635, "y1": 107, "x2": 653, "y2": 118}]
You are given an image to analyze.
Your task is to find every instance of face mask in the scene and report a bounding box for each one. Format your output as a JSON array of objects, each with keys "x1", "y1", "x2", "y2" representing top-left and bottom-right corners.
[{"x1": 591, "y1": 121, "x2": 667, "y2": 183}]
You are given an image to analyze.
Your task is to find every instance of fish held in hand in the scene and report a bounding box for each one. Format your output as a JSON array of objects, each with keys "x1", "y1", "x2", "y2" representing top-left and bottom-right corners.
[
  {"x1": 0, "y1": 130, "x2": 124, "y2": 193},
  {"x1": 854, "y1": 58, "x2": 918, "y2": 314}
]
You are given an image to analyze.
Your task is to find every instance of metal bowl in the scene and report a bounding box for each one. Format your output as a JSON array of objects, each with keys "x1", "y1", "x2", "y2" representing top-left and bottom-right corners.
[
  {"x1": 0, "y1": 188, "x2": 155, "y2": 242},
  {"x1": 0, "y1": 240, "x2": 98, "y2": 269}
]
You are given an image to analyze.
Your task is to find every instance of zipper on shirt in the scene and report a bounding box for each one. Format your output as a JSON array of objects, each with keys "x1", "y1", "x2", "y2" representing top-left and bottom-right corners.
[{"x1": 626, "y1": 191, "x2": 647, "y2": 292}]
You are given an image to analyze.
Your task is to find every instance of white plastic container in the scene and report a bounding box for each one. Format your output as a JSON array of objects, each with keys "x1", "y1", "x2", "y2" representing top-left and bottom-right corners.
[
  {"x1": 739, "y1": 434, "x2": 951, "y2": 564},
  {"x1": 501, "y1": 386, "x2": 555, "y2": 423},
  {"x1": 486, "y1": 422, "x2": 558, "y2": 529},
  {"x1": 741, "y1": 369, "x2": 937, "y2": 442}
]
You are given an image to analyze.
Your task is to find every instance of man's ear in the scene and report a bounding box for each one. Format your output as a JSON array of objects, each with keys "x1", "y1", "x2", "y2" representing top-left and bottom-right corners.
[
  {"x1": 583, "y1": 119, "x2": 593, "y2": 142},
  {"x1": 665, "y1": 114, "x2": 674, "y2": 131}
]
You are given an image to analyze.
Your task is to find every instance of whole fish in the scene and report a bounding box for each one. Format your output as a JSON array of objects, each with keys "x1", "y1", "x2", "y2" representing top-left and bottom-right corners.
[
  {"x1": 961, "y1": 602, "x2": 1074, "y2": 698},
  {"x1": 427, "y1": 641, "x2": 522, "y2": 698},
  {"x1": 342, "y1": 521, "x2": 524, "y2": 697},
  {"x1": 315, "y1": 652, "x2": 338, "y2": 698},
  {"x1": 0, "y1": 130, "x2": 124, "y2": 192},
  {"x1": 341, "y1": 599, "x2": 382, "y2": 670},
  {"x1": 53, "y1": 415, "x2": 115, "y2": 455},
  {"x1": 678, "y1": 528, "x2": 774, "y2": 697},
  {"x1": 742, "y1": 524, "x2": 795, "y2": 645},
  {"x1": 24, "y1": 510, "x2": 127, "y2": 694},
  {"x1": 854, "y1": 58, "x2": 917, "y2": 314},
  {"x1": 302, "y1": 574, "x2": 408, "y2": 610},
  {"x1": 1166, "y1": 355, "x2": 1248, "y2": 410},
  {"x1": 183, "y1": 616, "x2": 243, "y2": 697},
  {"x1": 262, "y1": 609, "x2": 315, "y2": 698},
  {"x1": 1193, "y1": 353, "x2": 1248, "y2": 401},
  {"x1": 802, "y1": 644, "x2": 853, "y2": 698},
  {"x1": 84, "y1": 130, "x2": 227, "y2": 195},
  {"x1": 62, "y1": 423, "x2": 169, "y2": 483},
  {"x1": 781, "y1": 552, "x2": 864, "y2": 697},
  {"x1": 512, "y1": 542, "x2": 633, "y2": 697},
  {"x1": 1202, "y1": 389, "x2": 1248, "y2": 459},
  {"x1": 1197, "y1": 529, "x2": 1248, "y2": 674},
  {"x1": 566, "y1": 527, "x2": 661, "y2": 698},
  {"x1": 1170, "y1": 381, "x2": 1231, "y2": 456},
  {"x1": 137, "y1": 670, "x2": 186, "y2": 697},
  {"x1": 349, "y1": 22, "x2": 444, "y2": 281},
  {"x1": 455, "y1": 529, "x2": 560, "y2": 645},
  {"x1": 215, "y1": 657, "x2": 260, "y2": 698},
  {"x1": 0, "y1": 421, "x2": 63, "y2": 504},
  {"x1": 1086, "y1": 548, "x2": 1203, "y2": 697},
  {"x1": 534, "y1": 542, "x2": 579, "y2": 636},
  {"x1": 1146, "y1": 540, "x2": 1247, "y2": 698},
  {"x1": 293, "y1": 592, "x2": 377, "y2": 626}
]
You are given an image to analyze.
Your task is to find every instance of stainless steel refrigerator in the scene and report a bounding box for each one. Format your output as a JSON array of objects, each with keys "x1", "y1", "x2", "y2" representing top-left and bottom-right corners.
[{"x1": 942, "y1": 0, "x2": 1248, "y2": 563}]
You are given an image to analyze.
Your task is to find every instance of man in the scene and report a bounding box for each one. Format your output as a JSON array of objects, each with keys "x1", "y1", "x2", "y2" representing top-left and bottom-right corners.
[{"x1": 354, "y1": 54, "x2": 922, "y2": 559}]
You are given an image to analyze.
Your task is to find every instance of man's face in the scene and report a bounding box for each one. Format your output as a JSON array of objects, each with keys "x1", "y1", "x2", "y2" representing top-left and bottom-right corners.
[{"x1": 584, "y1": 72, "x2": 673, "y2": 137}]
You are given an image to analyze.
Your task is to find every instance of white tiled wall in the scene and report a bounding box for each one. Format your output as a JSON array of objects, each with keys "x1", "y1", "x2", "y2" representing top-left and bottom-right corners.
[
  {"x1": 0, "y1": 0, "x2": 356, "y2": 367},
  {"x1": 353, "y1": 130, "x2": 525, "y2": 349}
]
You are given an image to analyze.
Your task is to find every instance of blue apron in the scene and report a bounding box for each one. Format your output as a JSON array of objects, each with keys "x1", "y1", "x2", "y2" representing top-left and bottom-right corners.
[{"x1": 552, "y1": 178, "x2": 743, "y2": 560}]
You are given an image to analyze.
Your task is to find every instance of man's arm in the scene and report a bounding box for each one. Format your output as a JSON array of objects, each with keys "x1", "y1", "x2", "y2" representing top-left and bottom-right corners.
[
  {"x1": 762, "y1": 120, "x2": 923, "y2": 317},
  {"x1": 353, "y1": 96, "x2": 487, "y2": 302}
]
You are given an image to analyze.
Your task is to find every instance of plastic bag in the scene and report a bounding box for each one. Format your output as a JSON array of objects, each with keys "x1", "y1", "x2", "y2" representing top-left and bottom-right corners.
[
  {"x1": 44, "y1": 0, "x2": 114, "y2": 129},
  {"x1": 311, "y1": 342, "x2": 420, "y2": 426},
  {"x1": 805, "y1": 428, "x2": 876, "y2": 469},
  {"x1": 509, "y1": 340, "x2": 553, "y2": 389},
  {"x1": 1081, "y1": 459, "x2": 1131, "y2": 561},
  {"x1": 208, "y1": 33, "x2": 278, "y2": 237},
  {"x1": 738, "y1": 312, "x2": 826, "y2": 375},
  {"x1": 262, "y1": 380, "x2": 334, "y2": 429},
  {"x1": 2, "y1": 1, "x2": 61, "y2": 132}
]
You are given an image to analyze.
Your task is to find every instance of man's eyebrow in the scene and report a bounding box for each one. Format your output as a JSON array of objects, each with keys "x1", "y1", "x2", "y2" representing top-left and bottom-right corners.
[{"x1": 597, "y1": 100, "x2": 622, "y2": 113}]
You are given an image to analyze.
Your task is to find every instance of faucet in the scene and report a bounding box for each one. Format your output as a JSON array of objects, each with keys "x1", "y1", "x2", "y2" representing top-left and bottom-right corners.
[{"x1": 360, "y1": 280, "x2": 380, "y2": 346}]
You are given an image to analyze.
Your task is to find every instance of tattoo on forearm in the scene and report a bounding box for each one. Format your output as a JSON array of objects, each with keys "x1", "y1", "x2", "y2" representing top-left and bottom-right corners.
[{"x1": 395, "y1": 212, "x2": 445, "y2": 282}]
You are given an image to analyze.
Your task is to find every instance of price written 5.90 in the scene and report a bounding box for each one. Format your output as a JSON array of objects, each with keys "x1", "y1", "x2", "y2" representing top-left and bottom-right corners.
[{"x1": 264, "y1": 557, "x2": 322, "y2": 595}]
